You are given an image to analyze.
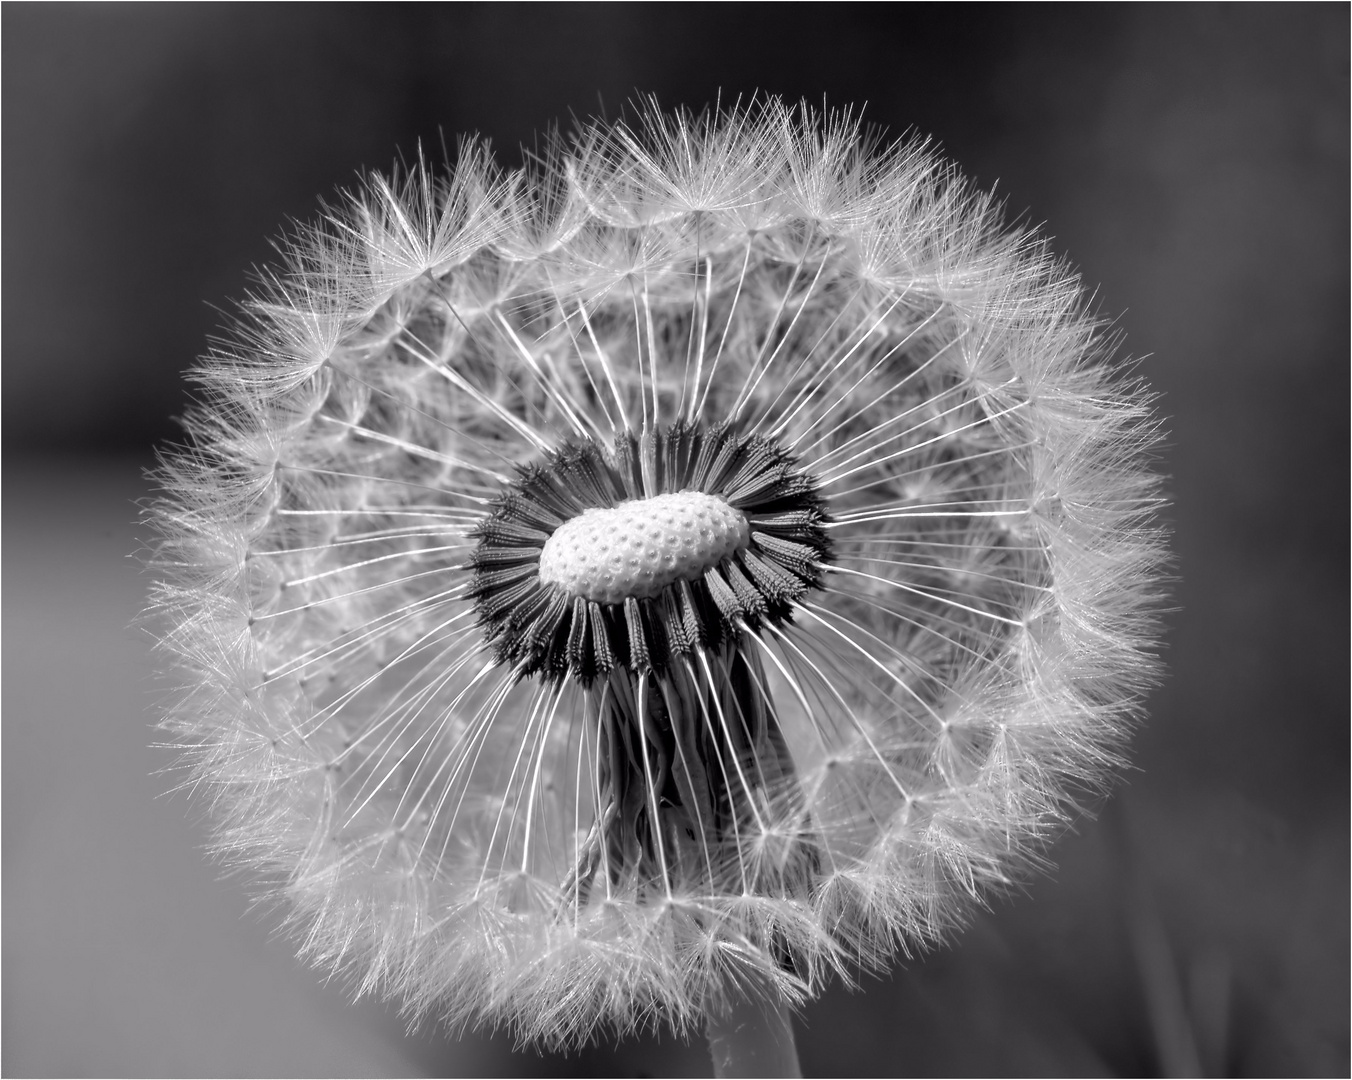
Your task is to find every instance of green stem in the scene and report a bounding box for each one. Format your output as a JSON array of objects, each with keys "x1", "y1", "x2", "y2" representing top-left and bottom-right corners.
[{"x1": 706, "y1": 989, "x2": 802, "y2": 1078}]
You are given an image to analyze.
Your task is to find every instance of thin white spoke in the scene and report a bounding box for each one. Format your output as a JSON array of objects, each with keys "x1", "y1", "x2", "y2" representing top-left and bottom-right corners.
[
  {"x1": 627, "y1": 277, "x2": 651, "y2": 434},
  {"x1": 825, "y1": 507, "x2": 1027, "y2": 528},
  {"x1": 826, "y1": 443, "x2": 1030, "y2": 501},
  {"x1": 808, "y1": 381, "x2": 974, "y2": 476},
  {"x1": 550, "y1": 286, "x2": 619, "y2": 435},
  {"x1": 693, "y1": 238, "x2": 753, "y2": 419},
  {"x1": 268, "y1": 603, "x2": 477, "y2": 683},
  {"x1": 249, "y1": 566, "x2": 469, "y2": 622},
  {"x1": 281, "y1": 543, "x2": 464, "y2": 589},
  {"x1": 634, "y1": 673, "x2": 674, "y2": 897},
  {"x1": 321, "y1": 614, "x2": 482, "y2": 752},
  {"x1": 341, "y1": 651, "x2": 477, "y2": 830},
  {"x1": 731, "y1": 244, "x2": 826, "y2": 423},
  {"x1": 520, "y1": 679, "x2": 569, "y2": 875},
  {"x1": 817, "y1": 583, "x2": 993, "y2": 665},
  {"x1": 479, "y1": 675, "x2": 550, "y2": 886},
  {"x1": 250, "y1": 525, "x2": 468, "y2": 556},
  {"x1": 403, "y1": 303, "x2": 552, "y2": 452},
  {"x1": 329, "y1": 363, "x2": 526, "y2": 473},
  {"x1": 788, "y1": 323, "x2": 956, "y2": 458},
  {"x1": 837, "y1": 549, "x2": 1044, "y2": 593},
  {"x1": 274, "y1": 506, "x2": 479, "y2": 521},
  {"x1": 827, "y1": 563, "x2": 1025, "y2": 626},
  {"x1": 753, "y1": 620, "x2": 916, "y2": 804},
  {"x1": 681, "y1": 255, "x2": 713, "y2": 424},
  {"x1": 832, "y1": 533, "x2": 1047, "y2": 554},
  {"x1": 831, "y1": 493, "x2": 1023, "y2": 521},
  {"x1": 818, "y1": 390, "x2": 1027, "y2": 488},
  {"x1": 793, "y1": 599, "x2": 947, "y2": 725},
  {"x1": 405, "y1": 657, "x2": 510, "y2": 853},
  {"x1": 493, "y1": 311, "x2": 594, "y2": 441},
  {"x1": 753, "y1": 290, "x2": 893, "y2": 441},
  {"x1": 431, "y1": 665, "x2": 521, "y2": 879},
  {"x1": 696, "y1": 650, "x2": 767, "y2": 834},
  {"x1": 640, "y1": 272, "x2": 661, "y2": 429},
  {"x1": 576, "y1": 300, "x2": 632, "y2": 433},
  {"x1": 685, "y1": 654, "x2": 750, "y2": 891},
  {"x1": 656, "y1": 675, "x2": 716, "y2": 886},
  {"x1": 279, "y1": 462, "x2": 494, "y2": 505}
]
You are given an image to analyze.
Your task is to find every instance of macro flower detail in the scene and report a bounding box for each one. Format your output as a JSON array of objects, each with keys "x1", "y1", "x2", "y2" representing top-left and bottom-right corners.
[{"x1": 149, "y1": 101, "x2": 1165, "y2": 1047}]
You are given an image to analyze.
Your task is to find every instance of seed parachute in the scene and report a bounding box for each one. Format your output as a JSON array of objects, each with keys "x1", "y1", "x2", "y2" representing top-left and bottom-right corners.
[{"x1": 148, "y1": 99, "x2": 1167, "y2": 1046}]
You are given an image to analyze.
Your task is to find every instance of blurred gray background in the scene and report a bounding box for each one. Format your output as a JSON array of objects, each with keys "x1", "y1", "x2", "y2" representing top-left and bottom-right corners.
[{"x1": 4, "y1": 5, "x2": 1346, "y2": 1076}]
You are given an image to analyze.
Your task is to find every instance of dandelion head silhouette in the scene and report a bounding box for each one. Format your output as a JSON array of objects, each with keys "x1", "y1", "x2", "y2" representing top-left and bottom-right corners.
[{"x1": 149, "y1": 100, "x2": 1165, "y2": 1046}]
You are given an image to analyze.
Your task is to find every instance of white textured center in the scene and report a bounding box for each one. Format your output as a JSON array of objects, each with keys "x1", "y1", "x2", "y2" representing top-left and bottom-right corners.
[{"x1": 538, "y1": 491, "x2": 749, "y2": 604}]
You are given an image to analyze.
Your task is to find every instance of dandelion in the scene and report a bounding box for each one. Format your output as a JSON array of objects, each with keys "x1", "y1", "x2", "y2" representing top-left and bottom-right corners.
[{"x1": 149, "y1": 100, "x2": 1166, "y2": 1069}]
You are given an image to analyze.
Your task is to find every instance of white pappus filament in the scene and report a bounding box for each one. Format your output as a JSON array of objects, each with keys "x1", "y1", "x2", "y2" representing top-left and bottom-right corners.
[{"x1": 147, "y1": 99, "x2": 1167, "y2": 1047}]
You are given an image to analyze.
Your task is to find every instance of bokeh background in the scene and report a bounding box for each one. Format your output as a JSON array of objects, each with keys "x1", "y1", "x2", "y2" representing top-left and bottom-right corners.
[{"x1": 4, "y1": 5, "x2": 1346, "y2": 1076}]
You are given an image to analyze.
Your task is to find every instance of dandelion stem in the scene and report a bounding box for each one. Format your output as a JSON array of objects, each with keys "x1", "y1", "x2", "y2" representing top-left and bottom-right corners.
[{"x1": 706, "y1": 988, "x2": 802, "y2": 1078}]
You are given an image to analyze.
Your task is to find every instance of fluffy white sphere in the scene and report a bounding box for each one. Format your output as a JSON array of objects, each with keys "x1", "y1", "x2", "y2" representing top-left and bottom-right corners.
[{"x1": 148, "y1": 99, "x2": 1167, "y2": 1046}]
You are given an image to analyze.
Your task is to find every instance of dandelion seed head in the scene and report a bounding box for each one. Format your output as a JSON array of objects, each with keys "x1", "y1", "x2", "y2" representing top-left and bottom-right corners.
[{"x1": 148, "y1": 98, "x2": 1166, "y2": 1047}]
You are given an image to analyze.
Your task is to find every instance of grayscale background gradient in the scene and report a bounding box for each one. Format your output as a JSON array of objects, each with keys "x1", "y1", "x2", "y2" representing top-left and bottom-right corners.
[{"x1": 4, "y1": 6, "x2": 1346, "y2": 1076}]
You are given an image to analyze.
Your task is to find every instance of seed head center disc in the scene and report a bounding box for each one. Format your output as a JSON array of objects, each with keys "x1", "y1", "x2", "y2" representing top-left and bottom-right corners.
[
  {"x1": 538, "y1": 492, "x2": 750, "y2": 604},
  {"x1": 469, "y1": 422, "x2": 834, "y2": 683}
]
